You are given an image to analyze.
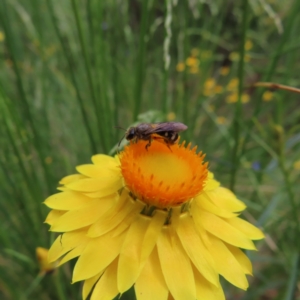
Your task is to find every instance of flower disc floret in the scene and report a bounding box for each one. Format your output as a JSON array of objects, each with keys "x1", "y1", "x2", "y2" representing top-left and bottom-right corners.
[{"x1": 120, "y1": 140, "x2": 208, "y2": 208}]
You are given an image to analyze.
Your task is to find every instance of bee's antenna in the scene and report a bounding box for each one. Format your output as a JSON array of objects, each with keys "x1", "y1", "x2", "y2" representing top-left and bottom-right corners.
[
  {"x1": 115, "y1": 126, "x2": 126, "y2": 131},
  {"x1": 118, "y1": 134, "x2": 126, "y2": 147}
]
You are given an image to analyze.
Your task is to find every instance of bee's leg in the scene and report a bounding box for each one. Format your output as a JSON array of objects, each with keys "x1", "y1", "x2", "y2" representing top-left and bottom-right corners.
[
  {"x1": 145, "y1": 138, "x2": 152, "y2": 150},
  {"x1": 165, "y1": 140, "x2": 173, "y2": 152}
]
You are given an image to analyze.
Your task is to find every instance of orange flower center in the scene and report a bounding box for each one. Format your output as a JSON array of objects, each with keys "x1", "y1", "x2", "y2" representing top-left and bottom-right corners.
[{"x1": 120, "y1": 139, "x2": 208, "y2": 208}]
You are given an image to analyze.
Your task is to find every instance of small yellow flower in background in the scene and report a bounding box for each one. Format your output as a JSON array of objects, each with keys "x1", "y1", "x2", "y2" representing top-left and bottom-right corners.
[
  {"x1": 0, "y1": 31, "x2": 5, "y2": 42},
  {"x1": 176, "y1": 62, "x2": 185, "y2": 72},
  {"x1": 262, "y1": 91, "x2": 274, "y2": 102},
  {"x1": 226, "y1": 92, "x2": 250, "y2": 104},
  {"x1": 200, "y1": 50, "x2": 212, "y2": 60},
  {"x1": 36, "y1": 247, "x2": 57, "y2": 275},
  {"x1": 186, "y1": 56, "x2": 199, "y2": 67},
  {"x1": 219, "y1": 66, "x2": 230, "y2": 76},
  {"x1": 167, "y1": 112, "x2": 176, "y2": 121},
  {"x1": 244, "y1": 54, "x2": 251, "y2": 62},
  {"x1": 294, "y1": 160, "x2": 300, "y2": 170},
  {"x1": 229, "y1": 52, "x2": 239, "y2": 62},
  {"x1": 244, "y1": 39, "x2": 253, "y2": 51},
  {"x1": 44, "y1": 137, "x2": 264, "y2": 300},
  {"x1": 203, "y1": 78, "x2": 216, "y2": 96},
  {"x1": 226, "y1": 93, "x2": 238, "y2": 103},
  {"x1": 207, "y1": 104, "x2": 215, "y2": 112},
  {"x1": 5, "y1": 59, "x2": 13, "y2": 68},
  {"x1": 229, "y1": 52, "x2": 251, "y2": 62},
  {"x1": 227, "y1": 78, "x2": 239, "y2": 92},
  {"x1": 241, "y1": 93, "x2": 250, "y2": 103},
  {"x1": 191, "y1": 48, "x2": 200, "y2": 57},
  {"x1": 216, "y1": 116, "x2": 227, "y2": 125},
  {"x1": 189, "y1": 65, "x2": 200, "y2": 74},
  {"x1": 45, "y1": 156, "x2": 53, "y2": 165},
  {"x1": 214, "y1": 85, "x2": 224, "y2": 94}
]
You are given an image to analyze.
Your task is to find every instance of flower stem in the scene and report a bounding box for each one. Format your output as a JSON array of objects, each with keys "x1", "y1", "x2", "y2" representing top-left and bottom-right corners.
[{"x1": 229, "y1": 0, "x2": 248, "y2": 191}]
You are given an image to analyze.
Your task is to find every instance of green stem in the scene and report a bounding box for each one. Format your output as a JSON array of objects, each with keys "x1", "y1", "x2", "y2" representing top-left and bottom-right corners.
[
  {"x1": 229, "y1": 0, "x2": 248, "y2": 191},
  {"x1": 277, "y1": 128, "x2": 299, "y2": 246},
  {"x1": 0, "y1": 0, "x2": 52, "y2": 193},
  {"x1": 70, "y1": 0, "x2": 107, "y2": 151},
  {"x1": 162, "y1": 0, "x2": 172, "y2": 115},
  {"x1": 133, "y1": 0, "x2": 150, "y2": 121},
  {"x1": 47, "y1": 0, "x2": 97, "y2": 154}
]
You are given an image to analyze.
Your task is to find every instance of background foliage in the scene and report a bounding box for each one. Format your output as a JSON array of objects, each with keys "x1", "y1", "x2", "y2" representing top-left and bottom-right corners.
[{"x1": 0, "y1": 0, "x2": 300, "y2": 299}]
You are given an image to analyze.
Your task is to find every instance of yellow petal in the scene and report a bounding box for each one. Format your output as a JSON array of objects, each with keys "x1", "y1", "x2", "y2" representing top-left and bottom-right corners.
[
  {"x1": 193, "y1": 266, "x2": 225, "y2": 300},
  {"x1": 44, "y1": 191, "x2": 92, "y2": 210},
  {"x1": 59, "y1": 174, "x2": 86, "y2": 185},
  {"x1": 226, "y1": 217, "x2": 264, "y2": 240},
  {"x1": 72, "y1": 229, "x2": 125, "y2": 282},
  {"x1": 204, "y1": 173, "x2": 220, "y2": 191},
  {"x1": 117, "y1": 214, "x2": 150, "y2": 293},
  {"x1": 82, "y1": 272, "x2": 102, "y2": 300},
  {"x1": 83, "y1": 190, "x2": 121, "y2": 198},
  {"x1": 88, "y1": 196, "x2": 143, "y2": 238},
  {"x1": 176, "y1": 213, "x2": 218, "y2": 286},
  {"x1": 66, "y1": 177, "x2": 122, "y2": 194},
  {"x1": 140, "y1": 210, "x2": 166, "y2": 263},
  {"x1": 58, "y1": 242, "x2": 87, "y2": 266},
  {"x1": 157, "y1": 227, "x2": 196, "y2": 300},
  {"x1": 111, "y1": 207, "x2": 141, "y2": 238},
  {"x1": 208, "y1": 234, "x2": 249, "y2": 290},
  {"x1": 91, "y1": 258, "x2": 119, "y2": 300},
  {"x1": 48, "y1": 228, "x2": 88, "y2": 262},
  {"x1": 135, "y1": 247, "x2": 168, "y2": 300},
  {"x1": 91, "y1": 154, "x2": 119, "y2": 167},
  {"x1": 44, "y1": 210, "x2": 66, "y2": 225},
  {"x1": 206, "y1": 187, "x2": 246, "y2": 212},
  {"x1": 194, "y1": 193, "x2": 237, "y2": 218},
  {"x1": 196, "y1": 210, "x2": 256, "y2": 250},
  {"x1": 76, "y1": 164, "x2": 120, "y2": 178},
  {"x1": 50, "y1": 195, "x2": 116, "y2": 232},
  {"x1": 226, "y1": 243, "x2": 252, "y2": 275}
]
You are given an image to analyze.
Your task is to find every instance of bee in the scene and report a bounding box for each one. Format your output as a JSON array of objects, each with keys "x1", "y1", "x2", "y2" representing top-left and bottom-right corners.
[{"x1": 119, "y1": 122, "x2": 188, "y2": 150}]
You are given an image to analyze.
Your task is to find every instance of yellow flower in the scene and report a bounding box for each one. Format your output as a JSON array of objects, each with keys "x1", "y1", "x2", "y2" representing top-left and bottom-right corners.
[
  {"x1": 294, "y1": 160, "x2": 300, "y2": 170},
  {"x1": 226, "y1": 93, "x2": 238, "y2": 103},
  {"x1": 0, "y1": 31, "x2": 5, "y2": 42},
  {"x1": 226, "y1": 92, "x2": 250, "y2": 104},
  {"x1": 229, "y1": 52, "x2": 251, "y2": 62},
  {"x1": 167, "y1": 112, "x2": 176, "y2": 121},
  {"x1": 200, "y1": 50, "x2": 212, "y2": 60},
  {"x1": 241, "y1": 93, "x2": 250, "y2": 103},
  {"x1": 191, "y1": 48, "x2": 200, "y2": 57},
  {"x1": 36, "y1": 247, "x2": 57, "y2": 274},
  {"x1": 45, "y1": 156, "x2": 53, "y2": 164},
  {"x1": 227, "y1": 78, "x2": 239, "y2": 92},
  {"x1": 176, "y1": 62, "x2": 185, "y2": 72},
  {"x1": 189, "y1": 65, "x2": 200, "y2": 74},
  {"x1": 203, "y1": 78, "x2": 216, "y2": 96},
  {"x1": 229, "y1": 52, "x2": 239, "y2": 62},
  {"x1": 186, "y1": 56, "x2": 199, "y2": 67},
  {"x1": 219, "y1": 66, "x2": 230, "y2": 76},
  {"x1": 244, "y1": 40, "x2": 253, "y2": 51},
  {"x1": 214, "y1": 85, "x2": 224, "y2": 94},
  {"x1": 216, "y1": 116, "x2": 227, "y2": 125},
  {"x1": 207, "y1": 104, "x2": 215, "y2": 112},
  {"x1": 262, "y1": 91, "x2": 274, "y2": 102},
  {"x1": 44, "y1": 139, "x2": 264, "y2": 300}
]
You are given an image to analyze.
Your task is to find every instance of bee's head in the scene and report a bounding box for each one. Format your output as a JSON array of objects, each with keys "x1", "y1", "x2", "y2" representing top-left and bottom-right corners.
[{"x1": 125, "y1": 128, "x2": 136, "y2": 140}]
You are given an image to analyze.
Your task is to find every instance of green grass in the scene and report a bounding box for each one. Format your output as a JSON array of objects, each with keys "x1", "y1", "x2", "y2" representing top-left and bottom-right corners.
[{"x1": 0, "y1": 0, "x2": 300, "y2": 299}]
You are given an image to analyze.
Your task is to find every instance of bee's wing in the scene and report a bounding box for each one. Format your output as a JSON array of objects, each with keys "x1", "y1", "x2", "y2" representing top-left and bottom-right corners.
[{"x1": 150, "y1": 122, "x2": 188, "y2": 133}]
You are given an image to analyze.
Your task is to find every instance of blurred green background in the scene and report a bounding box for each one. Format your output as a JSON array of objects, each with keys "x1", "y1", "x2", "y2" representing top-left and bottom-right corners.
[{"x1": 0, "y1": 0, "x2": 300, "y2": 299}]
